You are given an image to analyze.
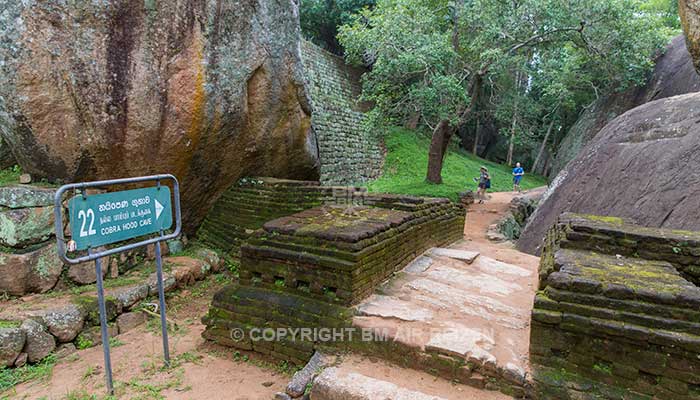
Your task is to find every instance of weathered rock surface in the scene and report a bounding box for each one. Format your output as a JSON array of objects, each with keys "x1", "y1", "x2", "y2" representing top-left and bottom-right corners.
[
  {"x1": 13, "y1": 352, "x2": 27, "y2": 368},
  {"x1": 67, "y1": 252, "x2": 110, "y2": 285},
  {"x1": 681, "y1": 0, "x2": 700, "y2": 74},
  {"x1": 0, "y1": 185, "x2": 55, "y2": 209},
  {"x1": 0, "y1": 206, "x2": 55, "y2": 248},
  {"x1": 519, "y1": 92, "x2": 700, "y2": 255},
  {"x1": 116, "y1": 311, "x2": 146, "y2": 334},
  {"x1": 0, "y1": 244, "x2": 63, "y2": 296},
  {"x1": 20, "y1": 319, "x2": 56, "y2": 363},
  {"x1": 43, "y1": 305, "x2": 85, "y2": 343},
  {"x1": 0, "y1": 328, "x2": 25, "y2": 367},
  {"x1": 115, "y1": 284, "x2": 150, "y2": 310},
  {"x1": 311, "y1": 368, "x2": 448, "y2": 400},
  {"x1": 286, "y1": 351, "x2": 330, "y2": 398},
  {"x1": 0, "y1": 0, "x2": 320, "y2": 231},
  {"x1": 551, "y1": 35, "x2": 700, "y2": 175}
]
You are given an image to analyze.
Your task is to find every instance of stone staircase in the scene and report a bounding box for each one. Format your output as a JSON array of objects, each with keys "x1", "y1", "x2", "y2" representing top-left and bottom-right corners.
[{"x1": 349, "y1": 244, "x2": 538, "y2": 398}]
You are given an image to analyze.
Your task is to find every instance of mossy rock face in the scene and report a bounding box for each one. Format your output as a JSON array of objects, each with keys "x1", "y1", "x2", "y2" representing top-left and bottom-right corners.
[
  {"x1": 73, "y1": 296, "x2": 119, "y2": 326},
  {"x1": 75, "y1": 325, "x2": 118, "y2": 350},
  {"x1": 0, "y1": 206, "x2": 55, "y2": 248},
  {"x1": 0, "y1": 243, "x2": 62, "y2": 296},
  {"x1": 0, "y1": 185, "x2": 55, "y2": 209}
]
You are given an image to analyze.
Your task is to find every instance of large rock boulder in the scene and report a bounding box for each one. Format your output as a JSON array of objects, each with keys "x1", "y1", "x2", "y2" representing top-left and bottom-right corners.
[
  {"x1": 0, "y1": 0, "x2": 319, "y2": 231},
  {"x1": 518, "y1": 92, "x2": 700, "y2": 255},
  {"x1": 550, "y1": 35, "x2": 700, "y2": 176},
  {"x1": 681, "y1": 0, "x2": 700, "y2": 74},
  {"x1": 0, "y1": 244, "x2": 63, "y2": 295},
  {"x1": 0, "y1": 207, "x2": 55, "y2": 248}
]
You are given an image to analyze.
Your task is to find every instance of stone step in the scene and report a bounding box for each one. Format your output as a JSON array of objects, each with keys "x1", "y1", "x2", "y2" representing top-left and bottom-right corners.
[
  {"x1": 309, "y1": 360, "x2": 515, "y2": 400},
  {"x1": 428, "y1": 248, "x2": 480, "y2": 264}
]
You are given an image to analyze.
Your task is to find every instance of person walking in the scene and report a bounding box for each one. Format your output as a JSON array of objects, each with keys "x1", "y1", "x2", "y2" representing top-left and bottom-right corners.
[
  {"x1": 512, "y1": 162, "x2": 524, "y2": 193},
  {"x1": 474, "y1": 166, "x2": 491, "y2": 204}
]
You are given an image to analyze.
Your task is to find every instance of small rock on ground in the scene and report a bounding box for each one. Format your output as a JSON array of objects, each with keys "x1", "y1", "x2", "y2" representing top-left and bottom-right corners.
[
  {"x1": 286, "y1": 351, "x2": 331, "y2": 397},
  {"x1": 404, "y1": 256, "x2": 433, "y2": 274},
  {"x1": 117, "y1": 312, "x2": 147, "y2": 334},
  {"x1": 20, "y1": 319, "x2": 56, "y2": 363},
  {"x1": 0, "y1": 328, "x2": 25, "y2": 367},
  {"x1": 428, "y1": 248, "x2": 480, "y2": 264},
  {"x1": 55, "y1": 343, "x2": 77, "y2": 359},
  {"x1": 43, "y1": 305, "x2": 85, "y2": 343},
  {"x1": 13, "y1": 352, "x2": 27, "y2": 367}
]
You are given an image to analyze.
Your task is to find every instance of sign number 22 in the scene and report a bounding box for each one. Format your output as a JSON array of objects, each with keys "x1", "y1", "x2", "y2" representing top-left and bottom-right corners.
[{"x1": 78, "y1": 209, "x2": 97, "y2": 238}]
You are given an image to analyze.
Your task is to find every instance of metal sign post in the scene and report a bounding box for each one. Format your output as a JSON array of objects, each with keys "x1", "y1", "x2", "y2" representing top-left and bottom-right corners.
[{"x1": 54, "y1": 174, "x2": 181, "y2": 395}]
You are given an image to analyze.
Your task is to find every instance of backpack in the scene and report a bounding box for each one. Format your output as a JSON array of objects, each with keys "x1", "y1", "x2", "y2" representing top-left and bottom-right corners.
[{"x1": 485, "y1": 178, "x2": 491, "y2": 189}]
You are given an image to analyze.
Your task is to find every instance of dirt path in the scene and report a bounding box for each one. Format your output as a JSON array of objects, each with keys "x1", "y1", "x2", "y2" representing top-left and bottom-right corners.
[
  {"x1": 463, "y1": 191, "x2": 542, "y2": 268},
  {"x1": 9, "y1": 279, "x2": 290, "y2": 400}
]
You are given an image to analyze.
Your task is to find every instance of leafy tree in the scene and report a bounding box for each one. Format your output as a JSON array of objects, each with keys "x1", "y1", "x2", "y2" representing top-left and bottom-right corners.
[
  {"x1": 339, "y1": 0, "x2": 669, "y2": 183},
  {"x1": 300, "y1": 0, "x2": 376, "y2": 54}
]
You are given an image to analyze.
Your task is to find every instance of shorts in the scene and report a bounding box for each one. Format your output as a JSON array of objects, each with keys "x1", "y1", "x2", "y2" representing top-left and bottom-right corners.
[
  {"x1": 478, "y1": 183, "x2": 487, "y2": 189},
  {"x1": 513, "y1": 176, "x2": 522, "y2": 185}
]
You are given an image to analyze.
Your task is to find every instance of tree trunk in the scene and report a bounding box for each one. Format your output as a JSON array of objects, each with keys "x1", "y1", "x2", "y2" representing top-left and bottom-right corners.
[
  {"x1": 426, "y1": 120, "x2": 452, "y2": 184},
  {"x1": 532, "y1": 118, "x2": 554, "y2": 173},
  {"x1": 506, "y1": 107, "x2": 517, "y2": 166},
  {"x1": 472, "y1": 117, "x2": 480, "y2": 155}
]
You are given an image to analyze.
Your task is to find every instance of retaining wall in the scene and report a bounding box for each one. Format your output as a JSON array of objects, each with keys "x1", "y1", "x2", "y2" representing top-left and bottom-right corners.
[{"x1": 531, "y1": 213, "x2": 700, "y2": 400}]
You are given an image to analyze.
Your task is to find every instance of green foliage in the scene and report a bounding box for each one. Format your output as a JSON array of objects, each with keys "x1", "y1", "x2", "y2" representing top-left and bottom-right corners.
[
  {"x1": 75, "y1": 334, "x2": 94, "y2": 350},
  {"x1": 367, "y1": 127, "x2": 547, "y2": 200},
  {"x1": 0, "y1": 354, "x2": 57, "y2": 392},
  {"x1": 0, "y1": 165, "x2": 20, "y2": 187},
  {"x1": 0, "y1": 320, "x2": 19, "y2": 329},
  {"x1": 339, "y1": 0, "x2": 672, "y2": 174},
  {"x1": 300, "y1": 0, "x2": 376, "y2": 53}
]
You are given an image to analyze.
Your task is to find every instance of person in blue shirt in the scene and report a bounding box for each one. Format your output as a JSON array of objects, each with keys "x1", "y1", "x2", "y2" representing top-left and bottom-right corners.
[{"x1": 512, "y1": 162, "x2": 524, "y2": 193}]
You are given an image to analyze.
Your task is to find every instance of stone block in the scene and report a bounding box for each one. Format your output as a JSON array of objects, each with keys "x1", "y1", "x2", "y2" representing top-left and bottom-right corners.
[{"x1": 0, "y1": 243, "x2": 62, "y2": 296}]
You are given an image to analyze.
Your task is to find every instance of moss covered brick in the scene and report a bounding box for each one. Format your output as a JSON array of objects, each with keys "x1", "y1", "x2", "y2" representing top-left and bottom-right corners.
[
  {"x1": 202, "y1": 191, "x2": 465, "y2": 366},
  {"x1": 531, "y1": 213, "x2": 700, "y2": 400}
]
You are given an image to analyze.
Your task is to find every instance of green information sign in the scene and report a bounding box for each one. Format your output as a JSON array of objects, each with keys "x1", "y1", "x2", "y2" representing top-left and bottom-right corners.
[{"x1": 68, "y1": 186, "x2": 173, "y2": 251}]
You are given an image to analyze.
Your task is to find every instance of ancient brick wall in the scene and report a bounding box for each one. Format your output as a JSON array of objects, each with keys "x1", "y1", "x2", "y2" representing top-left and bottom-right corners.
[
  {"x1": 300, "y1": 41, "x2": 384, "y2": 185},
  {"x1": 531, "y1": 213, "x2": 700, "y2": 400},
  {"x1": 202, "y1": 193, "x2": 465, "y2": 365},
  {"x1": 196, "y1": 177, "x2": 364, "y2": 261}
]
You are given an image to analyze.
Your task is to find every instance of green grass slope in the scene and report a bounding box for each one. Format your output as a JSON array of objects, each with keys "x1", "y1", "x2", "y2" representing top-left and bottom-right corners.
[{"x1": 367, "y1": 128, "x2": 548, "y2": 201}]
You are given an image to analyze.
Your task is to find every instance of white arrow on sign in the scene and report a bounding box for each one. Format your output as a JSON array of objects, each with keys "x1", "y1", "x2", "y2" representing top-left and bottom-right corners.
[{"x1": 155, "y1": 199, "x2": 164, "y2": 220}]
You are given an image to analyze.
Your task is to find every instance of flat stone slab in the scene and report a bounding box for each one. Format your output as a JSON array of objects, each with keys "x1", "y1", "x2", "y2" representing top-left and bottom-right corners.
[
  {"x1": 311, "y1": 367, "x2": 448, "y2": 400},
  {"x1": 425, "y1": 324, "x2": 496, "y2": 365},
  {"x1": 263, "y1": 205, "x2": 413, "y2": 243},
  {"x1": 356, "y1": 295, "x2": 434, "y2": 322},
  {"x1": 477, "y1": 257, "x2": 532, "y2": 277},
  {"x1": 551, "y1": 249, "x2": 700, "y2": 307},
  {"x1": 428, "y1": 248, "x2": 480, "y2": 264},
  {"x1": 404, "y1": 256, "x2": 433, "y2": 274},
  {"x1": 425, "y1": 266, "x2": 522, "y2": 296}
]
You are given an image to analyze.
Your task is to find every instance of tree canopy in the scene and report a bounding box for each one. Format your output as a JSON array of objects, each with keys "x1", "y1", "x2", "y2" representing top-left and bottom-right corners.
[{"x1": 336, "y1": 0, "x2": 676, "y2": 182}]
